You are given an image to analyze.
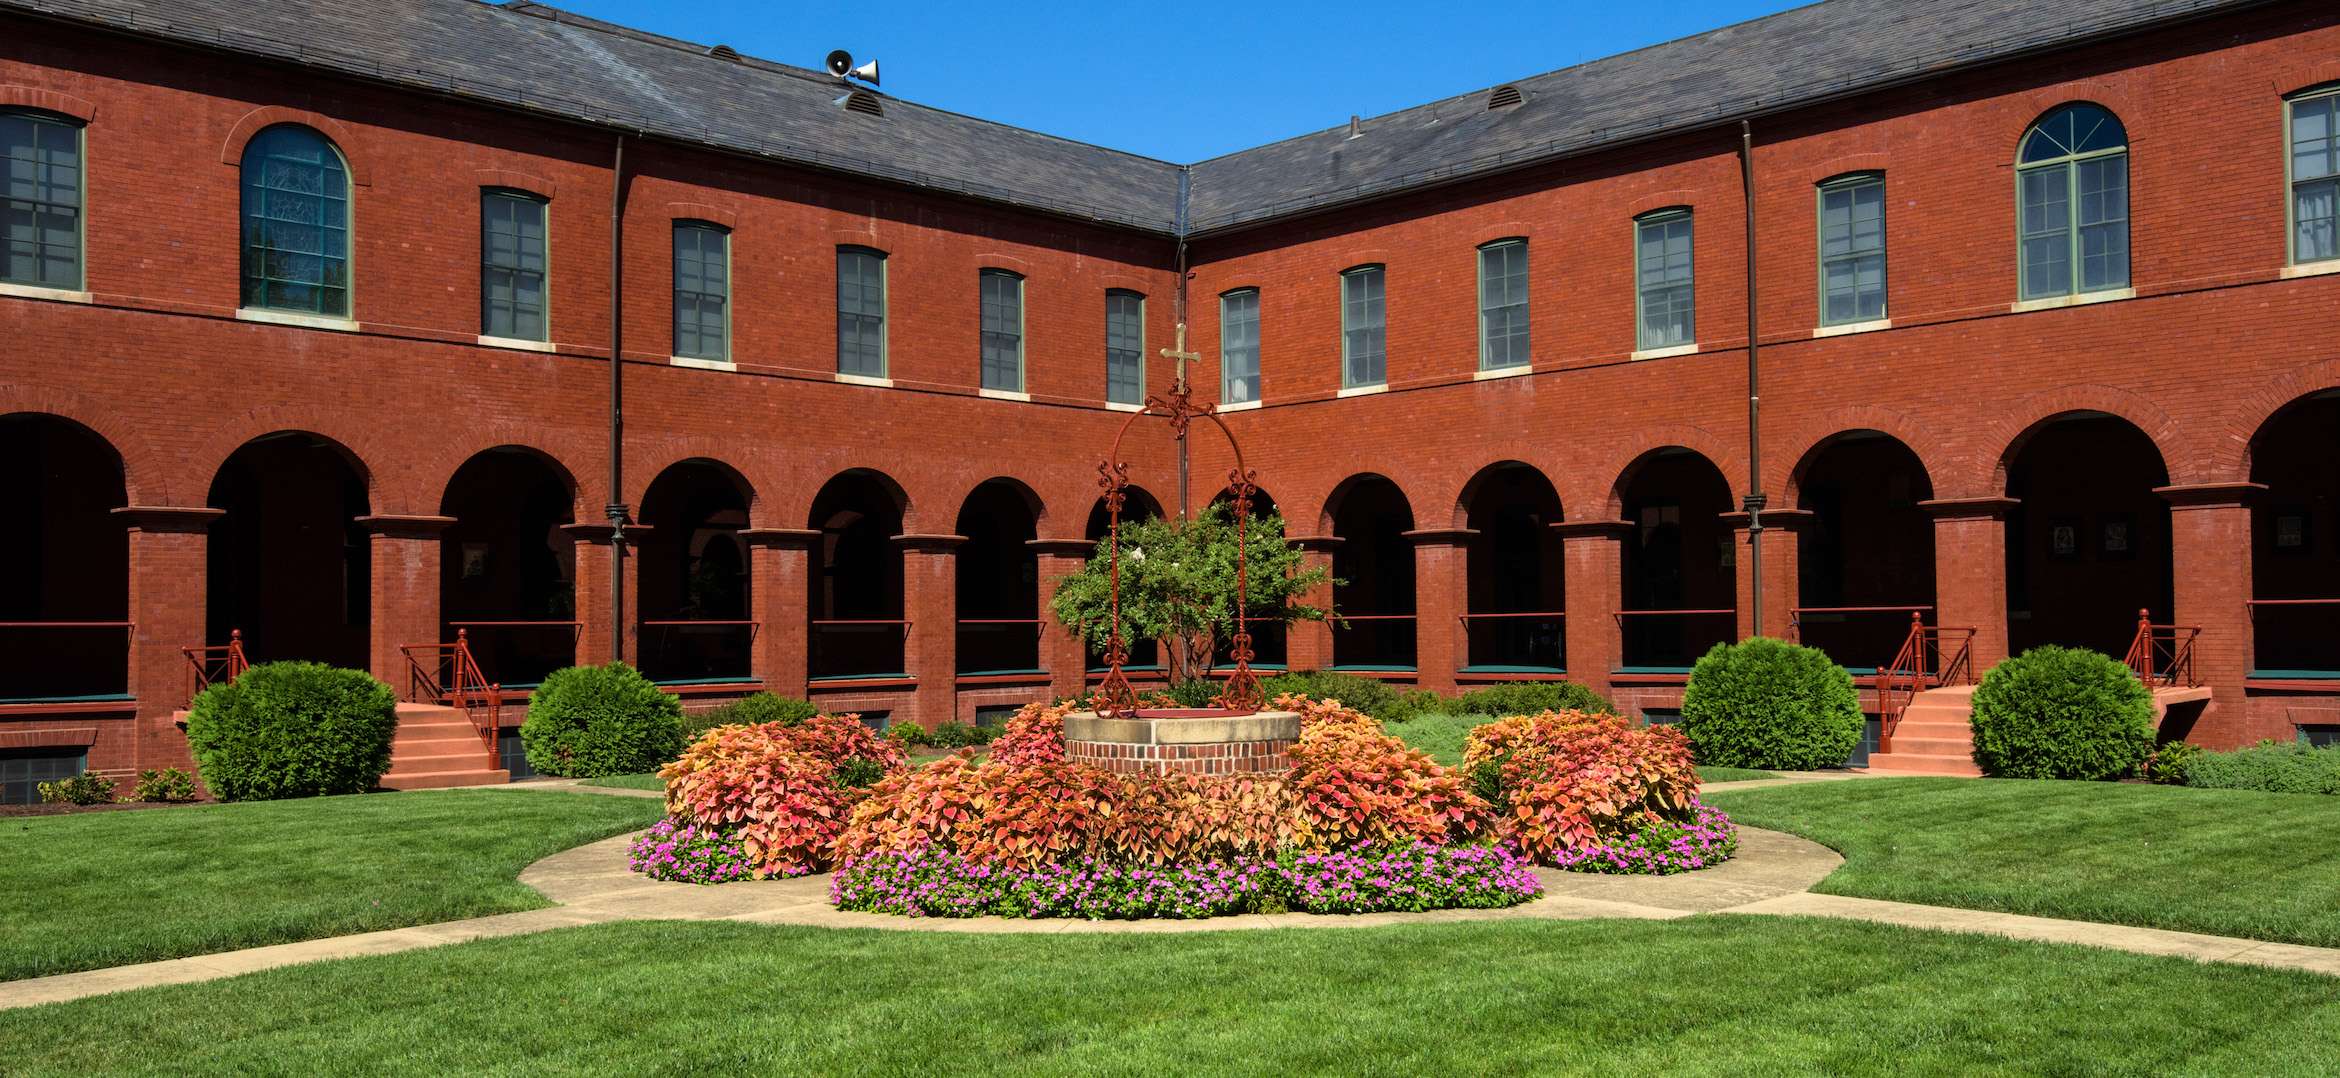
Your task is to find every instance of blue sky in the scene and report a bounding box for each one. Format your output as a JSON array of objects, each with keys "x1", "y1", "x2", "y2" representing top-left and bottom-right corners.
[{"x1": 553, "y1": 0, "x2": 1808, "y2": 161}]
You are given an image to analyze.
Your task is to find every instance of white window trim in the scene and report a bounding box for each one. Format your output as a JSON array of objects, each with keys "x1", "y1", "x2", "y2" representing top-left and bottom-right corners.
[
  {"x1": 1473, "y1": 363, "x2": 1531, "y2": 381},
  {"x1": 978, "y1": 387, "x2": 1031, "y2": 403},
  {"x1": 0, "y1": 281, "x2": 91, "y2": 304},
  {"x1": 2008, "y1": 287, "x2": 2133, "y2": 314},
  {"x1": 670, "y1": 355, "x2": 736, "y2": 372},
  {"x1": 1105, "y1": 400, "x2": 1143, "y2": 413},
  {"x1": 1217, "y1": 399, "x2": 1262, "y2": 413},
  {"x1": 237, "y1": 307, "x2": 359, "y2": 332},
  {"x1": 477, "y1": 333, "x2": 556, "y2": 353},
  {"x1": 838, "y1": 246, "x2": 889, "y2": 379},
  {"x1": 2285, "y1": 89, "x2": 2340, "y2": 269},
  {"x1": 1336, "y1": 382, "x2": 1387, "y2": 398},
  {"x1": 1630, "y1": 342, "x2": 1699, "y2": 361},
  {"x1": 1812, "y1": 318, "x2": 1892, "y2": 339},
  {"x1": 835, "y1": 371, "x2": 893, "y2": 388},
  {"x1": 2281, "y1": 260, "x2": 2340, "y2": 280}
]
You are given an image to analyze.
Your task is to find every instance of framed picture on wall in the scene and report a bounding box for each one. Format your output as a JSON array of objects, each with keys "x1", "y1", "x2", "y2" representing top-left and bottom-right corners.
[
  {"x1": 2048, "y1": 517, "x2": 2081, "y2": 561},
  {"x1": 2274, "y1": 508, "x2": 2310, "y2": 554},
  {"x1": 2099, "y1": 514, "x2": 2134, "y2": 560},
  {"x1": 461, "y1": 543, "x2": 491, "y2": 579}
]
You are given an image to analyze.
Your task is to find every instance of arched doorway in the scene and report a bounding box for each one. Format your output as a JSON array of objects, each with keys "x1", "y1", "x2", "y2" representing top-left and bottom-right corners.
[
  {"x1": 439, "y1": 447, "x2": 577, "y2": 687},
  {"x1": 1, "y1": 414, "x2": 128, "y2": 701},
  {"x1": 1461, "y1": 462, "x2": 1566, "y2": 673},
  {"x1": 1085, "y1": 484, "x2": 1163, "y2": 673},
  {"x1": 1210, "y1": 484, "x2": 1287, "y2": 669},
  {"x1": 2249, "y1": 391, "x2": 2340, "y2": 675},
  {"x1": 809, "y1": 470, "x2": 907, "y2": 680},
  {"x1": 1326, "y1": 475, "x2": 1414, "y2": 670},
  {"x1": 955, "y1": 479, "x2": 1041, "y2": 675},
  {"x1": 638, "y1": 460, "x2": 753, "y2": 684},
  {"x1": 1617, "y1": 448, "x2": 1735, "y2": 668},
  {"x1": 2003, "y1": 414, "x2": 2172, "y2": 657},
  {"x1": 208, "y1": 432, "x2": 370, "y2": 670},
  {"x1": 1793, "y1": 431, "x2": 1936, "y2": 670}
]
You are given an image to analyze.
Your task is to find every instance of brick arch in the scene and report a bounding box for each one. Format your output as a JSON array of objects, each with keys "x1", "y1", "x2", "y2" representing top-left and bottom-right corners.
[
  {"x1": 1981, "y1": 384, "x2": 2187, "y2": 494},
  {"x1": 475, "y1": 168, "x2": 557, "y2": 200},
  {"x1": 948, "y1": 475, "x2": 1049, "y2": 534},
  {"x1": 1586, "y1": 425, "x2": 1744, "y2": 520},
  {"x1": 634, "y1": 452, "x2": 762, "y2": 524},
  {"x1": 1436, "y1": 445, "x2": 1567, "y2": 529},
  {"x1": 1778, "y1": 405, "x2": 1952, "y2": 503},
  {"x1": 798, "y1": 465, "x2": 914, "y2": 532},
  {"x1": 0, "y1": 383, "x2": 159, "y2": 504},
  {"x1": 2002, "y1": 88, "x2": 2139, "y2": 161},
  {"x1": 1312, "y1": 471, "x2": 1418, "y2": 536},
  {"x1": 1795, "y1": 153, "x2": 1891, "y2": 187},
  {"x1": 1624, "y1": 190, "x2": 1699, "y2": 219},
  {"x1": 185, "y1": 403, "x2": 394, "y2": 509},
  {"x1": 0, "y1": 85, "x2": 97, "y2": 122},
  {"x1": 417, "y1": 429, "x2": 595, "y2": 524},
  {"x1": 218, "y1": 107, "x2": 370, "y2": 186},
  {"x1": 626, "y1": 437, "x2": 766, "y2": 524},
  {"x1": 2218, "y1": 356, "x2": 2340, "y2": 479}
]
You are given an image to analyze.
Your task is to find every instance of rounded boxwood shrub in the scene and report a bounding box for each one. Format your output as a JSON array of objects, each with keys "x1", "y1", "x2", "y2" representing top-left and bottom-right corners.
[
  {"x1": 1968, "y1": 645, "x2": 2154, "y2": 780},
  {"x1": 183, "y1": 661, "x2": 399, "y2": 801},
  {"x1": 1452, "y1": 681, "x2": 1619, "y2": 719},
  {"x1": 1678, "y1": 637, "x2": 1862, "y2": 771},
  {"x1": 520, "y1": 662, "x2": 686, "y2": 778},
  {"x1": 1259, "y1": 670, "x2": 1400, "y2": 721}
]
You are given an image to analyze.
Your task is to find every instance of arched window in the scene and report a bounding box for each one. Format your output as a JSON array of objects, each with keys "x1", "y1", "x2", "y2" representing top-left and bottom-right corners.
[
  {"x1": 239, "y1": 125, "x2": 350, "y2": 316},
  {"x1": 2289, "y1": 86, "x2": 2339, "y2": 266},
  {"x1": 2, "y1": 109, "x2": 84, "y2": 291},
  {"x1": 2017, "y1": 103, "x2": 2128, "y2": 300}
]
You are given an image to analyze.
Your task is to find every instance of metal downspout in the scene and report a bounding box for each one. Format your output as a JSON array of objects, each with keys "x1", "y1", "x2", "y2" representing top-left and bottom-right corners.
[
  {"x1": 1740, "y1": 120, "x2": 1767, "y2": 635},
  {"x1": 608, "y1": 134, "x2": 630, "y2": 663}
]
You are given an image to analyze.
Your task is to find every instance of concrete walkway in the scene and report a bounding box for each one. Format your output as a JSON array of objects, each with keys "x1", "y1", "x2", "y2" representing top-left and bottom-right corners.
[{"x1": 8, "y1": 771, "x2": 2338, "y2": 1010}]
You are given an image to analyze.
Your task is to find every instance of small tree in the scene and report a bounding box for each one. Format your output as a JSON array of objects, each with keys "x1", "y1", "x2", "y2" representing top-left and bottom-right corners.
[{"x1": 1051, "y1": 502, "x2": 1333, "y2": 680}]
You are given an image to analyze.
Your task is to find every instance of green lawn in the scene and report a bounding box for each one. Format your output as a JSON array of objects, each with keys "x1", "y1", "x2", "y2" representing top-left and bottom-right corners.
[
  {"x1": 1709, "y1": 777, "x2": 2340, "y2": 947},
  {"x1": 1695, "y1": 766, "x2": 1781, "y2": 784},
  {"x1": 0, "y1": 789, "x2": 662, "y2": 982},
  {"x1": 1383, "y1": 712, "x2": 1776, "y2": 786},
  {"x1": 581, "y1": 772, "x2": 665, "y2": 791},
  {"x1": 3, "y1": 918, "x2": 2333, "y2": 1074}
]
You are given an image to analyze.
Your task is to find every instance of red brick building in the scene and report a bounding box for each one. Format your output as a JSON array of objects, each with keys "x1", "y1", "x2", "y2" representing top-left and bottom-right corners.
[{"x1": 3, "y1": 0, "x2": 2337, "y2": 795}]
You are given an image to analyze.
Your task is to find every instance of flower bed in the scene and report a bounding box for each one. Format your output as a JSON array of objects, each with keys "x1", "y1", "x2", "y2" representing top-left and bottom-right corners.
[
  {"x1": 829, "y1": 840, "x2": 1541, "y2": 920},
  {"x1": 627, "y1": 817, "x2": 759, "y2": 885},
  {"x1": 1546, "y1": 800, "x2": 1739, "y2": 876}
]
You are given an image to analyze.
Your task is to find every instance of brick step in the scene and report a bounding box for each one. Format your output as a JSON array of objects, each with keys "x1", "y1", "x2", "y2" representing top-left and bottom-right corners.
[
  {"x1": 1884, "y1": 735, "x2": 1974, "y2": 756},
  {"x1": 380, "y1": 768, "x2": 512, "y2": 791},
  {"x1": 1866, "y1": 752, "x2": 1983, "y2": 777},
  {"x1": 1891, "y1": 719, "x2": 1976, "y2": 738},
  {"x1": 385, "y1": 750, "x2": 496, "y2": 774},
  {"x1": 394, "y1": 718, "x2": 482, "y2": 736},
  {"x1": 392, "y1": 736, "x2": 490, "y2": 758}
]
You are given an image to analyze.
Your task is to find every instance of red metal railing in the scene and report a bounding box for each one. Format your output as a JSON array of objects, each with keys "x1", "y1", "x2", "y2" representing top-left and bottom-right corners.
[
  {"x1": 1786, "y1": 605, "x2": 1933, "y2": 643},
  {"x1": 0, "y1": 620, "x2": 136, "y2": 701},
  {"x1": 1331, "y1": 612, "x2": 1417, "y2": 669},
  {"x1": 1872, "y1": 613, "x2": 1978, "y2": 752},
  {"x1": 180, "y1": 627, "x2": 248, "y2": 704},
  {"x1": 1458, "y1": 610, "x2": 1566, "y2": 670},
  {"x1": 2123, "y1": 608, "x2": 2201, "y2": 688},
  {"x1": 810, "y1": 618, "x2": 911, "y2": 680},
  {"x1": 398, "y1": 628, "x2": 501, "y2": 757}
]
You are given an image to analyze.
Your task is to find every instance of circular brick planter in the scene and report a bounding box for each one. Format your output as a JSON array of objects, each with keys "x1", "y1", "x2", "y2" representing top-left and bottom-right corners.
[{"x1": 1062, "y1": 709, "x2": 1300, "y2": 776}]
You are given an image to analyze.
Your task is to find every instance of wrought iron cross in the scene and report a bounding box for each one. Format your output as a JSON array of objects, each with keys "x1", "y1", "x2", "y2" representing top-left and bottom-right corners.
[
  {"x1": 1160, "y1": 321, "x2": 1201, "y2": 395},
  {"x1": 1160, "y1": 321, "x2": 1204, "y2": 518}
]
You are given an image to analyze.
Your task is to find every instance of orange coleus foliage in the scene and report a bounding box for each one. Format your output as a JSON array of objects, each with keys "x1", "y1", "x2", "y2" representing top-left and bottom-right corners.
[
  {"x1": 656, "y1": 716, "x2": 911, "y2": 877},
  {"x1": 1282, "y1": 699, "x2": 1489, "y2": 848},
  {"x1": 1462, "y1": 710, "x2": 1699, "y2": 863},
  {"x1": 986, "y1": 699, "x2": 1075, "y2": 768}
]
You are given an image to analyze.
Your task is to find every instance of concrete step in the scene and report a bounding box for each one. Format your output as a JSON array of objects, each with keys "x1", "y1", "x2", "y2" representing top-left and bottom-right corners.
[
  {"x1": 1885, "y1": 735, "x2": 1974, "y2": 756},
  {"x1": 1892, "y1": 718, "x2": 1974, "y2": 736},
  {"x1": 380, "y1": 768, "x2": 512, "y2": 791},
  {"x1": 1867, "y1": 752, "x2": 1983, "y2": 777},
  {"x1": 392, "y1": 735, "x2": 483, "y2": 755},
  {"x1": 385, "y1": 750, "x2": 496, "y2": 774}
]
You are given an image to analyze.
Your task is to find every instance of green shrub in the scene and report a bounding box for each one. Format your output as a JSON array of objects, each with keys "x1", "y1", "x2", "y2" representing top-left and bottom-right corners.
[
  {"x1": 1452, "y1": 681, "x2": 1619, "y2": 719},
  {"x1": 1261, "y1": 670, "x2": 1401, "y2": 721},
  {"x1": 1678, "y1": 638, "x2": 1862, "y2": 771},
  {"x1": 886, "y1": 722, "x2": 934, "y2": 748},
  {"x1": 1383, "y1": 689, "x2": 1446, "y2": 725},
  {"x1": 1969, "y1": 646, "x2": 2154, "y2": 781},
  {"x1": 930, "y1": 722, "x2": 993, "y2": 748},
  {"x1": 2143, "y1": 740, "x2": 2201, "y2": 786},
  {"x1": 38, "y1": 771, "x2": 115, "y2": 806},
  {"x1": 128, "y1": 768, "x2": 199, "y2": 803},
  {"x1": 689, "y1": 692, "x2": 818, "y2": 734},
  {"x1": 2182, "y1": 740, "x2": 2340, "y2": 795},
  {"x1": 520, "y1": 663, "x2": 686, "y2": 778},
  {"x1": 183, "y1": 662, "x2": 399, "y2": 801}
]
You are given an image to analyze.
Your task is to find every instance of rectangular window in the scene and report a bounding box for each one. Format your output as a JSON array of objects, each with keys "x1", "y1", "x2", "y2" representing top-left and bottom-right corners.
[
  {"x1": 979, "y1": 269, "x2": 1023, "y2": 391},
  {"x1": 480, "y1": 191, "x2": 547, "y2": 341},
  {"x1": 1635, "y1": 211, "x2": 1694, "y2": 350},
  {"x1": 1477, "y1": 240, "x2": 1529, "y2": 369},
  {"x1": 1, "y1": 112, "x2": 81, "y2": 290},
  {"x1": 0, "y1": 748, "x2": 85, "y2": 805},
  {"x1": 1220, "y1": 289, "x2": 1260, "y2": 404},
  {"x1": 2293, "y1": 92, "x2": 2339, "y2": 265},
  {"x1": 837, "y1": 247, "x2": 886, "y2": 377},
  {"x1": 1105, "y1": 290, "x2": 1144, "y2": 404},
  {"x1": 672, "y1": 222, "x2": 729, "y2": 361},
  {"x1": 1817, "y1": 176, "x2": 1885, "y2": 325},
  {"x1": 2018, "y1": 167, "x2": 2071, "y2": 299},
  {"x1": 2074, "y1": 155, "x2": 2130, "y2": 293},
  {"x1": 1340, "y1": 266, "x2": 1386, "y2": 388}
]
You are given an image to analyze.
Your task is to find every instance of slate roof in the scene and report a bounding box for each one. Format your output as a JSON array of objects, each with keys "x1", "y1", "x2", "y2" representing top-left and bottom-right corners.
[{"x1": 0, "y1": 0, "x2": 2279, "y2": 238}]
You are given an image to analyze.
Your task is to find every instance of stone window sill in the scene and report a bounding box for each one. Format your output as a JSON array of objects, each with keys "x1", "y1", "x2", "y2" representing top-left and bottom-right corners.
[
  {"x1": 670, "y1": 355, "x2": 736, "y2": 372},
  {"x1": 0, "y1": 281, "x2": 91, "y2": 304},
  {"x1": 478, "y1": 334, "x2": 555, "y2": 353},
  {"x1": 1630, "y1": 343, "x2": 1698, "y2": 361},
  {"x1": 2281, "y1": 260, "x2": 2340, "y2": 280},
  {"x1": 237, "y1": 307, "x2": 358, "y2": 332},
  {"x1": 1336, "y1": 382, "x2": 1387, "y2": 398},
  {"x1": 2010, "y1": 287, "x2": 2133, "y2": 314},
  {"x1": 1813, "y1": 318, "x2": 1891, "y2": 338},
  {"x1": 1105, "y1": 401, "x2": 1143, "y2": 412},
  {"x1": 1218, "y1": 399, "x2": 1262, "y2": 413},
  {"x1": 978, "y1": 387, "x2": 1031, "y2": 402},
  {"x1": 1473, "y1": 364, "x2": 1532, "y2": 381},
  {"x1": 835, "y1": 372, "x2": 893, "y2": 388}
]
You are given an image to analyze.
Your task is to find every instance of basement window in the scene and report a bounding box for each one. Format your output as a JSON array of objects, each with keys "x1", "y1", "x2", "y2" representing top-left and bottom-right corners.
[
  {"x1": 1488, "y1": 85, "x2": 1523, "y2": 111},
  {"x1": 497, "y1": 730, "x2": 534, "y2": 780},
  {"x1": 2303, "y1": 725, "x2": 2339, "y2": 748},
  {"x1": 1, "y1": 747, "x2": 87, "y2": 805},
  {"x1": 857, "y1": 711, "x2": 892, "y2": 733}
]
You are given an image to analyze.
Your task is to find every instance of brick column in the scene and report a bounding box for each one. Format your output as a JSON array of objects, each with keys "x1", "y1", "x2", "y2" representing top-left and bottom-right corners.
[
  {"x1": 1552, "y1": 519, "x2": 1630, "y2": 698},
  {"x1": 356, "y1": 514, "x2": 454, "y2": 699},
  {"x1": 896, "y1": 533, "x2": 965, "y2": 729},
  {"x1": 742, "y1": 527, "x2": 819, "y2": 700},
  {"x1": 114, "y1": 506, "x2": 222, "y2": 770},
  {"x1": 1919, "y1": 497, "x2": 2018, "y2": 675},
  {"x1": 1403, "y1": 528, "x2": 1475, "y2": 695},
  {"x1": 2157, "y1": 482, "x2": 2265, "y2": 746},
  {"x1": 1029, "y1": 538, "x2": 1095, "y2": 703},
  {"x1": 1285, "y1": 535, "x2": 1343, "y2": 672},
  {"x1": 1721, "y1": 508, "x2": 1811, "y2": 642},
  {"x1": 565, "y1": 522, "x2": 652, "y2": 668}
]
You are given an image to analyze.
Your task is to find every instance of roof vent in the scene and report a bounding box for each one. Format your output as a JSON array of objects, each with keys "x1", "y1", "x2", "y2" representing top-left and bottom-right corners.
[
  {"x1": 707, "y1": 44, "x2": 740, "y2": 61},
  {"x1": 1488, "y1": 85, "x2": 1524, "y2": 111},
  {"x1": 837, "y1": 90, "x2": 885, "y2": 117},
  {"x1": 1347, "y1": 114, "x2": 1363, "y2": 140}
]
